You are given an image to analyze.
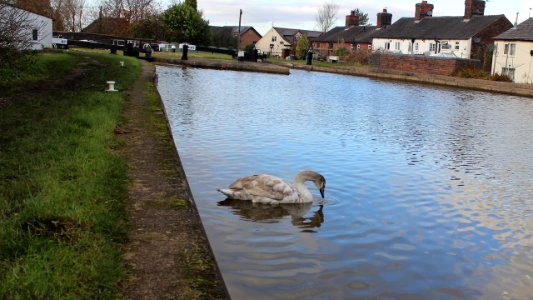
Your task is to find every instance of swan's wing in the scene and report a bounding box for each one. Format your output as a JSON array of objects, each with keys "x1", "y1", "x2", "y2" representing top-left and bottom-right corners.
[{"x1": 229, "y1": 174, "x2": 295, "y2": 201}]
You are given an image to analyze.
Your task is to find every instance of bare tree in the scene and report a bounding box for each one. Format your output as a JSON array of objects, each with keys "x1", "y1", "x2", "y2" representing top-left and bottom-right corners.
[
  {"x1": 101, "y1": 0, "x2": 124, "y2": 18},
  {"x1": 61, "y1": 0, "x2": 85, "y2": 31},
  {"x1": 97, "y1": 0, "x2": 157, "y2": 24},
  {"x1": 50, "y1": 0, "x2": 65, "y2": 30},
  {"x1": 125, "y1": 0, "x2": 154, "y2": 23},
  {"x1": 50, "y1": 0, "x2": 86, "y2": 32},
  {"x1": 315, "y1": 2, "x2": 338, "y2": 33}
]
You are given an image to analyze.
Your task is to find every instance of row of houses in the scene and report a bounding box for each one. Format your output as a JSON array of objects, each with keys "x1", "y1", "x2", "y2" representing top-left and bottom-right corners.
[
  {"x1": 252, "y1": 1, "x2": 510, "y2": 71},
  {"x1": 4, "y1": 0, "x2": 533, "y2": 84},
  {"x1": 246, "y1": 0, "x2": 533, "y2": 84}
]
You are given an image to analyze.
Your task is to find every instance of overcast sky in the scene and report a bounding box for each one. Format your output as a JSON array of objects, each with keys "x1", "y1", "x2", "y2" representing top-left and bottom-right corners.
[{"x1": 181, "y1": 0, "x2": 533, "y2": 35}]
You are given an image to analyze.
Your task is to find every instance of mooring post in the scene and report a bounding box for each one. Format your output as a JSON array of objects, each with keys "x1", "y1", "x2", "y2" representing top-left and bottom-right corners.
[
  {"x1": 182, "y1": 44, "x2": 189, "y2": 60},
  {"x1": 306, "y1": 48, "x2": 313, "y2": 65}
]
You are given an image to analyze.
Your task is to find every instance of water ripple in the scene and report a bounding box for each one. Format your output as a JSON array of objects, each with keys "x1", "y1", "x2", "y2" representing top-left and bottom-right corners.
[{"x1": 157, "y1": 65, "x2": 533, "y2": 299}]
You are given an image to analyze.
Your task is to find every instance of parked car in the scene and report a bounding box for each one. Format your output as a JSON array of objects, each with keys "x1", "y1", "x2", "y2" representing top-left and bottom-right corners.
[
  {"x1": 52, "y1": 37, "x2": 68, "y2": 49},
  {"x1": 149, "y1": 43, "x2": 159, "y2": 52}
]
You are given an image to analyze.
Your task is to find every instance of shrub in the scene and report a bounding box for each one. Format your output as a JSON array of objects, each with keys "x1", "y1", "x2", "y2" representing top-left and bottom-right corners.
[
  {"x1": 454, "y1": 67, "x2": 489, "y2": 79},
  {"x1": 0, "y1": 49, "x2": 37, "y2": 81},
  {"x1": 244, "y1": 44, "x2": 255, "y2": 55},
  {"x1": 295, "y1": 35, "x2": 309, "y2": 59},
  {"x1": 335, "y1": 46, "x2": 348, "y2": 57},
  {"x1": 342, "y1": 49, "x2": 372, "y2": 65},
  {"x1": 490, "y1": 73, "x2": 513, "y2": 82}
]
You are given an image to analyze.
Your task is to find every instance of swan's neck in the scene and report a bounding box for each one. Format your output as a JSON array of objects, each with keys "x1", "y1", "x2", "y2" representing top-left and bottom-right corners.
[
  {"x1": 293, "y1": 172, "x2": 317, "y2": 202},
  {"x1": 293, "y1": 182, "x2": 313, "y2": 202}
]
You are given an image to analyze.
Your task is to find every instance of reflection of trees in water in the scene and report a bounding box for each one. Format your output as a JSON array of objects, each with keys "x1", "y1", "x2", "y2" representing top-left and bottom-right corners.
[{"x1": 218, "y1": 199, "x2": 325, "y2": 232}]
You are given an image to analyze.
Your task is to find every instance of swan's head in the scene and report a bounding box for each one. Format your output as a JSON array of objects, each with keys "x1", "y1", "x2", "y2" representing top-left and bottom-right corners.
[
  {"x1": 296, "y1": 170, "x2": 326, "y2": 198},
  {"x1": 314, "y1": 175, "x2": 326, "y2": 198}
]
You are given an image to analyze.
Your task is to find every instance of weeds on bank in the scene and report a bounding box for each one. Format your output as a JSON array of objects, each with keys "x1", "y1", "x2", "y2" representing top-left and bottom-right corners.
[
  {"x1": 454, "y1": 67, "x2": 513, "y2": 82},
  {"x1": 0, "y1": 51, "x2": 140, "y2": 298}
]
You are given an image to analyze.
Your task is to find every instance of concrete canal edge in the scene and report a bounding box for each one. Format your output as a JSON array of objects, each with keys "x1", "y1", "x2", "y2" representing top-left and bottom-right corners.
[
  {"x1": 153, "y1": 57, "x2": 290, "y2": 75},
  {"x1": 122, "y1": 60, "x2": 230, "y2": 299},
  {"x1": 288, "y1": 63, "x2": 533, "y2": 98},
  {"x1": 152, "y1": 66, "x2": 232, "y2": 299}
]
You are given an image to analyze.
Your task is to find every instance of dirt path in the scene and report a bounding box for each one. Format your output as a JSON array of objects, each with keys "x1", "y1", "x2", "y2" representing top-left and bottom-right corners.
[{"x1": 120, "y1": 60, "x2": 228, "y2": 299}]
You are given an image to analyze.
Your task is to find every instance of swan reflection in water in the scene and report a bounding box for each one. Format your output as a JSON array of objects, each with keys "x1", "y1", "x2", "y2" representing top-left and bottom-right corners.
[{"x1": 218, "y1": 199, "x2": 325, "y2": 232}]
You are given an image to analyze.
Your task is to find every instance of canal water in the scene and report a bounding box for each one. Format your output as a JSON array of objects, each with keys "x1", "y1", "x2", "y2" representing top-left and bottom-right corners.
[{"x1": 156, "y1": 65, "x2": 533, "y2": 299}]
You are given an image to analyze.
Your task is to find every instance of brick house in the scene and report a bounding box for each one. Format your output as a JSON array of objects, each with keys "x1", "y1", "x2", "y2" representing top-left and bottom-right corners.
[
  {"x1": 255, "y1": 27, "x2": 322, "y2": 58},
  {"x1": 210, "y1": 26, "x2": 262, "y2": 49},
  {"x1": 492, "y1": 18, "x2": 533, "y2": 84},
  {"x1": 371, "y1": 0, "x2": 512, "y2": 70},
  {"x1": 313, "y1": 9, "x2": 392, "y2": 57},
  {"x1": 82, "y1": 17, "x2": 130, "y2": 36}
]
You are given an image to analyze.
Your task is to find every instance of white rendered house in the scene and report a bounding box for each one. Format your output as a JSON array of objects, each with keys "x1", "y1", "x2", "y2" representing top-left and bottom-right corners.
[
  {"x1": 255, "y1": 27, "x2": 291, "y2": 57},
  {"x1": 0, "y1": 4, "x2": 53, "y2": 50},
  {"x1": 255, "y1": 27, "x2": 321, "y2": 58},
  {"x1": 371, "y1": 0, "x2": 512, "y2": 63},
  {"x1": 492, "y1": 18, "x2": 533, "y2": 84}
]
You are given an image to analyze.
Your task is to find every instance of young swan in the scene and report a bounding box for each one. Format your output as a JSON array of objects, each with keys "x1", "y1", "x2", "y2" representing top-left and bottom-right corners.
[{"x1": 217, "y1": 170, "x2": 326, "y2": 205}]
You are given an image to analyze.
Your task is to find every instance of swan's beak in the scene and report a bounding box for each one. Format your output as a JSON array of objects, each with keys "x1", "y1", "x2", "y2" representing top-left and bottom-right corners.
[{"x1": 319, "y1": 186, "x2": 325, "y2": 198}]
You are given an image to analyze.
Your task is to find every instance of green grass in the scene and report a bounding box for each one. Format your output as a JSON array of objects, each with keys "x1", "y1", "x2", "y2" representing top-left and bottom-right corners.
[
  {"x1": 0, "y1": 51, "x2": 78, "y2": 97},
  {"x1": 0, "y1": 51, "x2": 140, "y2": 298},
  {"x1": 68, "y1": 46, "x2": 234, "y2": 61}
]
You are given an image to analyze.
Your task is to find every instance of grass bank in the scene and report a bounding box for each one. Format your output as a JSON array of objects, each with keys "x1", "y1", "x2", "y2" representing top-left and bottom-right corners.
[
  {"x1": 0, "y1": 51, "x2": 140, "y2": 298},
  {"x1": 0, "y1": 52, "x2": 78, "y2": 97}
]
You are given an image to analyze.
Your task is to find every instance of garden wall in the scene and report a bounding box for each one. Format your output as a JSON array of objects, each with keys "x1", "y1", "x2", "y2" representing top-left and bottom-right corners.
[{"x1": 372, "y1": 53, "x2": 481, "y2": 76}]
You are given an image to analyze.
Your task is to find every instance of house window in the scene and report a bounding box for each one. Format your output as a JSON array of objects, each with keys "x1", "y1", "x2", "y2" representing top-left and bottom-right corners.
[
  {"x1": 395, "y1": 42, "x2": 401, "y2": 50},
  {"x1": 357, "y1": 44, "x2": 361, "y2": 50},
  {"x1": 32, "y1": 29, "x2": 38, "y2": 41},
  {"x1": 328, "y1": 42, "x2": 333, "y2": 49},
  {"x1": 502, "y1": 67, "x2": 515, "y2": 80},
  {"x1": 271, "y1": 36, "x2": 277, "y2": 42},
  {"x1": 504, "y1": 43, "x2": 516, "y2": 56},
  {"x1": 455, "y1": 42, "x2": 460, "y2": 50},
  {"x1": 429, "y1": 43, "x2": 436, "y2": 52},
  {"x1": 385, "y1": 42, "x2": 391, "y2": 50}
]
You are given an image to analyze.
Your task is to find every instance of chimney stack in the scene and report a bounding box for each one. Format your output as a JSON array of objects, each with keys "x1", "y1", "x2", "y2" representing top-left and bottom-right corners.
[
  {"x1": 346, "y1": 10, "x2": 360, "y2": 27},
  {"x1": 464, "y1": 0, "x2": 485, "y2": 19},
  {"x1": 377, "y1": 8, "x2": 393, "y2": 28},
  {"x1": 415, "y1": 1, "x2": 434, "y2": 20}
]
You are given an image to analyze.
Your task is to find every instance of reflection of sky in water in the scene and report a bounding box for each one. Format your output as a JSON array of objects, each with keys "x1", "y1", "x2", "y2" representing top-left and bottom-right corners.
[{"x1": 157, "y1": 65, "x2": 533, "y2": 299}]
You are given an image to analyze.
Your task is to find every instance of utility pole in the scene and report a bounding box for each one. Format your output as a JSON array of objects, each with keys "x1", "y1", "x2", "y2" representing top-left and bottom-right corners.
[
  {"x1": 237, "y1": 9, "x2": 242, "y2": 50},
  {"x1": 98, "y1": 6, "x2": 103, "y2": 33}
]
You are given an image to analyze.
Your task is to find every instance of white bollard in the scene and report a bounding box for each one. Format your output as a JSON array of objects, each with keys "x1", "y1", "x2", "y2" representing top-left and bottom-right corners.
[
  {"x1": 120, "y1": 61, "x2": 125, "y2": 67},
  {"x1": 106, "y1": 81, "x2": 118, "y2": 92}
]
